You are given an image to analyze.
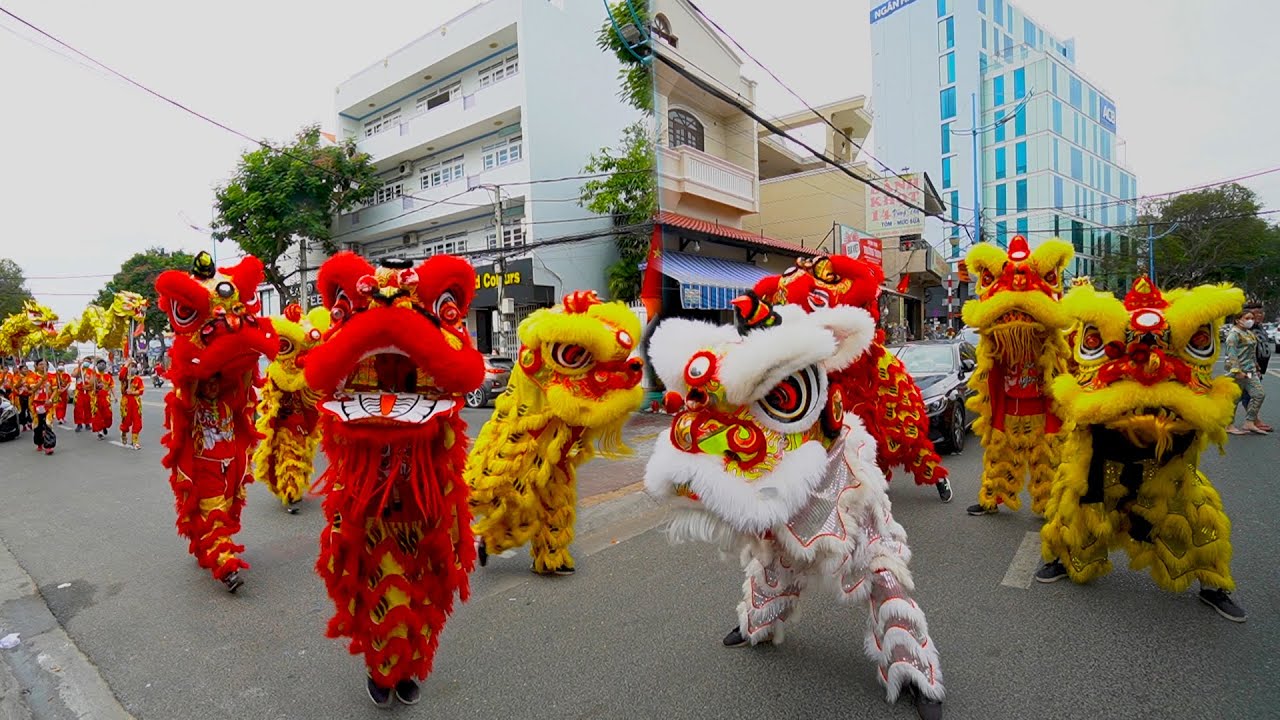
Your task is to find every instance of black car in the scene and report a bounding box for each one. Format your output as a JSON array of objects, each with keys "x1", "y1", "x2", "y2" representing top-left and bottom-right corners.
[
  {"x1": 0, "y1": 396, "x2": 18, "y2": 442},
  {"x1": 891, "y1": 340, "x2": 977, "y2": 454},
  {"x1": 465, "y1": 356, "x2": 514, "y2": 409}
]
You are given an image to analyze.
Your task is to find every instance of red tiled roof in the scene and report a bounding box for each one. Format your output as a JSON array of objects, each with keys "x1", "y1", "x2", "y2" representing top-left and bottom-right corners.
[{"x1": 656, "y1": 211, "x2": 811, "y2": 255}]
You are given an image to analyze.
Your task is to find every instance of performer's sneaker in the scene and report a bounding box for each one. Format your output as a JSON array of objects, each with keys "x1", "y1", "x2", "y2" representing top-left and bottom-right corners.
[
  {"x1": 476, "y1": 538, "x2": 487, "y2": 567},
  {"x1": 722, "y1": 626, "x2": 749, "y2": 648},
  {"x1": 529, "y1": 564, "x2": 575, "y2": 576},
  {"x1": 286, "y1": 502, "x2": 301, "y2": 515},
  {"x1": 366, "y1": 677, "x2": 393, "y2": 707},
  {"x1": 908, "y1": 683, "x2": 944, "y2": 720},
  {"x1": 966, "y1": 503, "x2": 997, "y2": 516},
  {"x1": 1199, "y1": 588, "x2": 1247, "y2": 622},
  {"x1": 1034, "y1": 560, "x2": 1068, "y2": 583},
  {"x1": 222, "y1": 572, "x2": 244, "y2": 594},
  {"x1": 394, "y1": 679, "x2": 421, "y2": 705},
  {"x1": 936, "y1": 479, "x2": 953, "y2": 503}
]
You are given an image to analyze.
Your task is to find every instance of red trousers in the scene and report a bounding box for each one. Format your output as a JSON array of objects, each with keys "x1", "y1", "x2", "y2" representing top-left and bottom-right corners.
[
  {"x1": 92, "y1": 392, "x2": 113, "y2": 433},
  {"x1": 120, "y1": 397, "x2": 142, "y2": 434},
  {"x1": 74, "y1": 391, "x2": 92, "y2": 426}
]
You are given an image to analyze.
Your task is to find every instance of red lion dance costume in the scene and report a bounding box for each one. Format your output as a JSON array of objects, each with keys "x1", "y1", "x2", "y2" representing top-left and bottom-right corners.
[
  {"x1": 303, "y1": 253, "x2": 484, "y2": 707},
  {"x1": 753, "y1": 254, "x2": 952, "y2": 501},
  {"x1": 155, "y1": 251, "x2": 277, "y2": 593}
]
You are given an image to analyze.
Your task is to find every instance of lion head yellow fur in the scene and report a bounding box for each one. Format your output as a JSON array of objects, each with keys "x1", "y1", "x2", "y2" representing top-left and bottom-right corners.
[{"x1": 265, "y1": 306, "x2": 331, "y2": 392}]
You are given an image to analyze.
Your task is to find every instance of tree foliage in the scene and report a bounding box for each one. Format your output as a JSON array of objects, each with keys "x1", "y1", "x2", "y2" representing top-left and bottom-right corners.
[
  {"x1": 1097, "y1": 183, "x2": 1280, "y2": 306},
  {"x1": 0, "y1": 258, "x2": 33, "y2": 320},
  {"x1": 579, "y1": 122, "x2": 656, "y2": 301},
  {"x1": 597, "y1": 1, "x2": 653, "y2": 113},
  {"x1": 94, "y1": 247, "x2": 196, "y2": 341},
  {"x1": 212, "y1": 125, "x2": 380, "y2": 300}
]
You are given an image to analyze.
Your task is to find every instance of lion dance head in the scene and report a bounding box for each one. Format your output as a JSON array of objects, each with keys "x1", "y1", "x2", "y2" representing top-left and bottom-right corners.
[
  {"x1": 963, "y1": 235, "x2": 1073, "y2": 364},
  {"x1": 266, "y1": 303, "x2": 331, "y2": 392}
]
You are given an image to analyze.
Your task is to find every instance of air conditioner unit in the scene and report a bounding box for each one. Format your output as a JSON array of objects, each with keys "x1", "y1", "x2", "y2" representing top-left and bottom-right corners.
[
  {"x1": 398, "y1": 161, "x2": 412, "y2": 176},
  {"x1": 500, "y1": 298, "x2": 515, "y2": 314},
  {"x1": 402, "y1": 232, "x2": 415, "y2": 246},
  {"x1": 344, "y1": 242, "x2": 360, "y2": 253}
]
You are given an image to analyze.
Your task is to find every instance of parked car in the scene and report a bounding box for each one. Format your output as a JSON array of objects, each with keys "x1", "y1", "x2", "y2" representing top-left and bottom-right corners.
[
  {"x1": 959, "y1": 326, "x2": 980, "y2": 346},
  {"x1": 465, "y1": 356, "x2": 513, "y2": 409},
  {"x1": 0, "y1": 396, "x2": 18, "y2": 442},
  {"x1": 891, "y1": 340, "x2": 977, "y2": 454}
]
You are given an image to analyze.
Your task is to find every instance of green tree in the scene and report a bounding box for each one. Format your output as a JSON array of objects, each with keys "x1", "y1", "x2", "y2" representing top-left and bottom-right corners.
[
  {"x1": 0, "y1": 258, "x2": 33, "y2": 320},
  {"x1": 94, "y1": 247, "x2": 196, "y2": 341},
  {"x1": 212, "y1": 125, "x2": 380, "y2": 301},
  {"x1": 579, "y1": 122, "x2": 656, "y2": 301},
  {"x1": 597, "y1": 1, "x2": 653, "y2": 113}
]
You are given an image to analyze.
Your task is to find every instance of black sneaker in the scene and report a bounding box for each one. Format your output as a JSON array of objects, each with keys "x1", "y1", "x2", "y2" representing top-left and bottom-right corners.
[
  {"x1": 1199, "y1": 588, "x2": 1247, "y2": 622},
  {"x1": 366, "y1": 677, "x2": 393, "y2": 707},
  {"x1": 286, "y1": 502, "x2": 301, "y2": 515},
  {"x1": 722, "y1": 626, "x2": 748, "y2": 647},
  {"x1": 554, "y1": 566, "x2": 575, "y2": 576},
  {"x1": 1034, "y1": 560, "x2": 1068, "y2": 583},
  {"x1": 476, "y1": 538, "x2": 488, "y2": 567},
  {"x1": 908, "y1": 683, "x2": 944, "y2": 720},
  {"x1": 966, "y1": 503, "x2": 997, "y2": 516},
  {"x1": 222, "y1": 572, "x2": 244, "y2": 594},
  {"x1": 394, "y1": 679, "x2": 421, "y2": 705},
  {"x1": 936, "y1": 479, "x2": 953, "y2": 503}
]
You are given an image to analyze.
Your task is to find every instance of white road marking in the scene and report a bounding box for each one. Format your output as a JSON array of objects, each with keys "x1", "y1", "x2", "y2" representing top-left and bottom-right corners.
[
  {"x1": 1268, "y1": 370, "x2": 1280, "y2": 379},
  {"x1": 142, "y1": 401, "x2": 165, "y2": 408},
  {"x1": 1000, "y1": 531, "x2": 1044, "y2": 589}
]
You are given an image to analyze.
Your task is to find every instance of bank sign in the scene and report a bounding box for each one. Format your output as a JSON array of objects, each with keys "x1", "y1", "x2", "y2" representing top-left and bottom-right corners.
[
  {"x1": 870, "y1": 0, "x2": 920, "y2": 23},
  {"x1": 1099, "y1": 97, "x2": 1117, "y2": 133},
  {"x1": 836, "y1": 224, "x2": 884, "y2": 268}
]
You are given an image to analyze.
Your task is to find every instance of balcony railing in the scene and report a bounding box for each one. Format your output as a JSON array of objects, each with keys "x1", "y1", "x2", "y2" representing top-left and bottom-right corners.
[
  {"x1": 355, "y1": 76, "x2": 523, "y2": 161},
  {"x1": 657, "y1": 144, "x2": 756, "y2": 213}
]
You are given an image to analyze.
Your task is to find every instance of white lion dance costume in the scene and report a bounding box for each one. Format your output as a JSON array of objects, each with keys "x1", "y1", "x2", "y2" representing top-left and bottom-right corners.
[{"x1": 644, "y1": 293, "x2": 944, "y2": 719}]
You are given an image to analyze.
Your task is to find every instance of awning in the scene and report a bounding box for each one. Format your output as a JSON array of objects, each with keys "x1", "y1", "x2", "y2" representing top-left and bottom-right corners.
[
  {"x1": 641, "y1": 250, "x2": 770, "y2": 310},
  {"x1": 656, "y1": 211, "x2": 810, "y2": 254}
]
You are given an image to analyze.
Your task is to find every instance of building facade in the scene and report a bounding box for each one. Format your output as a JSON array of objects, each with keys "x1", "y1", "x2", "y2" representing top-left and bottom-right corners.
[
  {"x1": 330, "y1": 0, "x2": 637, "y2": 357},
  {"x1": 870, "y1": 0, "x2": 1139, "y2": 286}
]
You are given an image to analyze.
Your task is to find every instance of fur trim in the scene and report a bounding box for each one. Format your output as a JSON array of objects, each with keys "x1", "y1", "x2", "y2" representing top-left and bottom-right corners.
[
  {"x1": 1162, "y1": 283, "x2": 1244, "y2": 351},
  {"x1": 1061, "y1": 285, "x2": 1130, "y2": 341},
  {"x1": 647, "y1": 318, "x2": 742, "y2": 394}
]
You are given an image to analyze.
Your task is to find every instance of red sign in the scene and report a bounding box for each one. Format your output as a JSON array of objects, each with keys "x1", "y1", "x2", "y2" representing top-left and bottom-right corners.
[{"x1": 837, "y1": 224, "x2": 883, "y2": 268}]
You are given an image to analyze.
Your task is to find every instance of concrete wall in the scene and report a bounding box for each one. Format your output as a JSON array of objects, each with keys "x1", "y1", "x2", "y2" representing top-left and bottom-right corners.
[{"x1": 743, "y1": 167, "x2": 871, "y2": 252}]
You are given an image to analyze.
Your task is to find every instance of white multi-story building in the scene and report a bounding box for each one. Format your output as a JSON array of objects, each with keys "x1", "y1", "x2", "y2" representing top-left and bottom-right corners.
[{"x1": 329, "y1": 0, "x2": 636, "y2": 356}]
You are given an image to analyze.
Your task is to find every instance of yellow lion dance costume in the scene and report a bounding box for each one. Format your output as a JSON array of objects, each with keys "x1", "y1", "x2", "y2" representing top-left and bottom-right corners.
[
  {"x1": 252, "y1": 303, "x2": 331, "y2": 512},
  {"x1": 1035, "y1": 276, "x2": 1247, "y2": 622},
  {"x1": 466, "y1": 290, "x2": 645, "y2": 575},
  {"x1": 962, "y1": 235, "x2": 1073, "y2": 517}
]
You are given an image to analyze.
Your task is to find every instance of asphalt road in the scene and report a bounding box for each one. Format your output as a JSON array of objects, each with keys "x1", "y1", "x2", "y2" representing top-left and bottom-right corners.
[{"x1": 0, "y1": 379, "x2": 1277, "y2": 719}]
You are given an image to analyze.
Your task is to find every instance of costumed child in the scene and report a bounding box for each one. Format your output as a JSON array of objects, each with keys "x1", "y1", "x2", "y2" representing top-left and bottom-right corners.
[
  {"x1": 467, "y1": 290, "x2": 645, "y2": 576},
  {"x1": 29, "y1": 360, "x2": 55, "y2": 455},
  {"x1": 15, "y1": 361, "x2": 34, "y2": 431},
  {"x1": 303, "y1": 254, "x2": 485, "y2": 706},
  {"x1": 91, "y1": 357, "x2": 115, "y2": 440},
  {"x1": 961, "y1": 236, "x2": 1073, "y2": 517},
  {"x1": 54, "y1": 364, "x2": 72, "y2": 426},
  {"x1": 120, "y1": 362, "x2": 145, "y2": 449},
  {"x1": 644, "y1": 293, "x2": 945, "y2": 720},
  {"x1": 1036, "y1": 277, "x2": 1248, "y2": 622},
  {"x1": 155, "y1": 251, "x2": 277, "y2": 593},
  {"x1": 73, "y1": 360, "x2": 94, "y2": 432}
]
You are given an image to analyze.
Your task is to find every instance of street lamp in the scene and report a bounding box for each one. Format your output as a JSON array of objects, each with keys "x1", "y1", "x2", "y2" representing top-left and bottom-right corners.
[{"x1": 1147, "y1": 222, "x2": 1179, "y2": 285}]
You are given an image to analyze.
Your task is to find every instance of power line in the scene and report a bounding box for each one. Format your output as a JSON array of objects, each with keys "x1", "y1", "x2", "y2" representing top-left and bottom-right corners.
[{"x1": 1016, "y1": 164, "x2": 1280, "y2": 215}]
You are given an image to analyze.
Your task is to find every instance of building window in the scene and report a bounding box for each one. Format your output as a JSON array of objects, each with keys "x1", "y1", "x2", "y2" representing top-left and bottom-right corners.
[
  {"x1": 994, "y1": 0, "x2": 1005, "y2": 25},
  {"x1": 486, "y1": 224, "x2": 526, "y2": 249},
  {"x1": 1014, "y1": 67, "x2": 1026, "y2": 99},
  {"x1": 417, "y1": 82, "x2": 461, "y2": 113},
  {"x1": 669, "y1": 109, "x2": 705, "y2": 151},
  {"x1": 994, "y1": 109, "x2": 1006, "y2": 142},
  {"x1": 424, "y1": 232, "x2": 468, "y2": 257},
  {"x1": 1015, "y1": 141, "x2": 1027, "y2": 174},
  {"x1": 363, "y1": 181, "x2": 404, "y2": 207},
  {"x1": 482, "y1": 135, "x2": 523, "y2": 170},
  {"x1": 993, "y1": 75, "x2": 1005, "y2": 106},
  {"x1": 363, "y1": 108, "x2": 401, "y2": 138},
  {"x1": 939, "y1": 52, "x2": 955, "y2": 84},
  {"x1": 1071, "y1": 220, "x2": 1084, "y2": 252},
  {"x1": 1052, "y1": 99, "x2": 1063, "y2": 134},
  {"x1": 651, "y1": 13, "x2": 678, "y2": 48},
  {"x1": 942, "y1": 156, "x2": 953, "y2": 188},
  {"x1": 996, "y1": 220, "x2": 1007, "y2": 245},
  {"x1": 1069, "y1": 76, "x2": 1083, "y2": 109},
  {"x1": 937, "y1": 0, "x2": 950, "y2": 17},
  {"x1": 420, "y1": 156, "x2": 464, "y2": 190},
  {"x1": 940, "y1": 87, "x2": 957, "y2": 120},
  {"x1": 978, "y1": 0, "x2": 986, "y2": 12},
  {"x1": 1024, "y1": 18, "x2": 1038, "y2": 47},
  {"x1": 1016, "y1": 179, "x2": 1028, "y2": 212},
  {"x1": 1053, "y1": 176, "x2": 1064, "y2": 209},
  {"x1": 938, "y1": 17, "x2": 955, "y2": 50},
  {"x1": 478, "y1": 55, "x2": 519, "y2": 87},
  {"x1": 1070, "y1": 147, "x2": 1083, "y2": 181},
  {"x1": 941, "y1": 122, "x2": 952, "y2": 154},
  {"x1": 996, "y1": 183, "x2": 1007, "y2": 215},
  {"x1": 1015, "y1": 109, "x2": 1026, "y2": 137},
  {"x1": 995, "y1": 147, "x2": 1006, "y2": 179}
]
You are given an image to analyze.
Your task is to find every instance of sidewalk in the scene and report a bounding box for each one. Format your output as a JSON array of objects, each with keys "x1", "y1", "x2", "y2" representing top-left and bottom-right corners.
[{"x1": 577, "y1": 411, "x2": 670, "y2": 505}]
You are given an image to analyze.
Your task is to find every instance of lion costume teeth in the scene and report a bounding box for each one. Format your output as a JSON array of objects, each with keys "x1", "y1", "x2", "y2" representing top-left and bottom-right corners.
[
  {"x1": 1040, "y1": 277, "x2": 1244, "y2": 598},
  {"x1": 644, "y1": 295, "x2": 945, "y2": 708},
  {"x1": 466, "y1": 290, "x2": 644, "y2": 575},
  {"x1": 962, "y1": 235, "x2": 1073, "y2": 515}
]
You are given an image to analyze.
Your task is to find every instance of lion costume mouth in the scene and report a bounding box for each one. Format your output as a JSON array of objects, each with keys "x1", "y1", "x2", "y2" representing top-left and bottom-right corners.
[{"x1": 321, "y1": 349, "x2": 456, "y2": 426}]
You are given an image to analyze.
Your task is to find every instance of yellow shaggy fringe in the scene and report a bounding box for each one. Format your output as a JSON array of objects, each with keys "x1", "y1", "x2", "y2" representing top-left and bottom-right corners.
[{"x1": 465, "y1": 300, "x2": 642, "y2": 573}]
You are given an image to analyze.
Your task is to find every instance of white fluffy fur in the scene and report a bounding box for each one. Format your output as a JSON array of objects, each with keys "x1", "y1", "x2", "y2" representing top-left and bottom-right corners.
[{"x1": 647, "y1": 317, "x2": 741, "y2": 395}]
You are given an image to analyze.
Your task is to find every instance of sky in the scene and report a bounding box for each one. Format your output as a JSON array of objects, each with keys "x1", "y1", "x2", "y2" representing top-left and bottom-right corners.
[{"x1": 1, "y1": 0, "x2": 1277, "y2": 323}]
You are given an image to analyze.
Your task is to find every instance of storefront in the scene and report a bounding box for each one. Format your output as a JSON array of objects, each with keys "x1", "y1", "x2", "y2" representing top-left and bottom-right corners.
[{"x1": 468, "y1": 257, "x2": 555, "y2": 357}]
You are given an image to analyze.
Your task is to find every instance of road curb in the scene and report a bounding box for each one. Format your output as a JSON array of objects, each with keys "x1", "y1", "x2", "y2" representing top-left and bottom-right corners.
[{"x1": 0, "y1": 536, "x2": 134, "y2": 720}]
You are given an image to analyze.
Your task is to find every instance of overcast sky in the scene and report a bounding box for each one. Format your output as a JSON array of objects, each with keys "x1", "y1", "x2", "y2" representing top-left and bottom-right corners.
[{"x1": 2, "y1": 0, "x2": 1276, "y2": 322}]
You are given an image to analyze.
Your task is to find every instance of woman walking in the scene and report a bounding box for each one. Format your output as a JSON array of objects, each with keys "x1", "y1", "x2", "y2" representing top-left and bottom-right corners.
[{"x1": 1225, "y1": 309, "x2": 1270, "y2": 435}]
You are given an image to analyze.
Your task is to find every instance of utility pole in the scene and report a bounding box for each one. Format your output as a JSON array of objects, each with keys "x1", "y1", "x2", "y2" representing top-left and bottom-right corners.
[
  {"x1": 298, "y1": 237, "x2": 310, "y2": 312},
  {"x1": 1146, "y1": 222, "x2": 1179, "y2": 285},
  {"x1": 951, "y1": 90, "x2": 1033, "y2": 251},
  {"x1": 485, "y1": 184, "x2": 506, "y2": 357}
]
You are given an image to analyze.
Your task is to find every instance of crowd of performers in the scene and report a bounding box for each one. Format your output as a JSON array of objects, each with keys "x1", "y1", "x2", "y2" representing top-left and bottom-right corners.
[
  {"x1": 0, "y1": 235, "x2": 1244, "y2": 717},
  {"x1": 1, "y1": 356, "x2": 149, "y2": 453}
]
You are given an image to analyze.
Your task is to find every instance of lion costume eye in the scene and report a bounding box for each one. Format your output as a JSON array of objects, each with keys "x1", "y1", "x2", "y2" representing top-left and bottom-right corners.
[
  {"x1": 684, "y1": 351, "x2": 717, "y2": 387},
  {"x1": 168, "y1": 300, "x2": 200, "y2": 331},
  {"x1": 550, "y1": 343, "x2": 593, "y2": 370},
  {"x1": 1044, "y1": 269, "x2": 1058, "y2": 285},
  {"x1": 1185, "y1": 324, "x2": 1216, "y2": 361},
  {"x1": 278, "y1": 337, "x2": 296, "y2": 356},
  {"x1": 434, "y1": 291, "x2": 462, "y2": 325},
  {"x1": 980, "y1": 269, "x2": 995, "y2": 286},
  {"x1": 754, "y1": 364, "x2": 825, "y2": 432},
  {"x1": 808, "y1": 288, "x2": 833, "y2": 308},
  {"x1": 1078, "y1": 324, "x2": 1106, "y2": 362}
]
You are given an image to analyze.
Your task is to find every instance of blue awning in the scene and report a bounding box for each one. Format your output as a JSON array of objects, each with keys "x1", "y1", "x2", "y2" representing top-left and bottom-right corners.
[{"x1": 641, "y1": 250, "x2": 770, "y2": 310}]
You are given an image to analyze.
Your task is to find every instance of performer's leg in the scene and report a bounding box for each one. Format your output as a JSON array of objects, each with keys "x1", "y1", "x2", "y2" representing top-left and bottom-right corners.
[
  {"x1": 1027, "y1": 421, "x2": 1061, "y2": 517},
  {"x1": 1038, "y1": 444, "x2": 1123, "y2": 584},
  {"x1": 971, "y1": 427, "x2": 1024, "y2": 513},
  {"x1": 731, "y1": 548, "x2": 802, "y2": 647},
  {"x1": 468, "y1": 478, "x2": 537, "y2": 561},
  {"x1": 1126, "y1": 470, "x2": 1237, "y2": 596},
  {"x1": 530, "y1": 473, "x2": 576, "y2": 574}
]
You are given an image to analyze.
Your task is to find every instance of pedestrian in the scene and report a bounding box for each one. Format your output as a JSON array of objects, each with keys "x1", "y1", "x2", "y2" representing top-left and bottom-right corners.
[
  {"x1": 73, "y1": 360, "x2": 94, "y2": 431},
  {"x1": 1248, "y1": 303, "x2": 1271, "y2": 375},
  {"x1": 119, "y1": 362, "x2": 144, "y2": 449},
  {"x1": 15, "y1": 361, "x2": 34, "y2": 431},
  {"x1": 91, "y1": 357, "x2": 115, "y2": 440},
  {"x1": 1224, "y1": 309, "x2": 1269, "y2": 435},
  {"x1": 54, "y1": 364, "x2": 72, "y2": 427},
  {"x1": 29, "y1": 360, "x2": 55, "y2": 455}
]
